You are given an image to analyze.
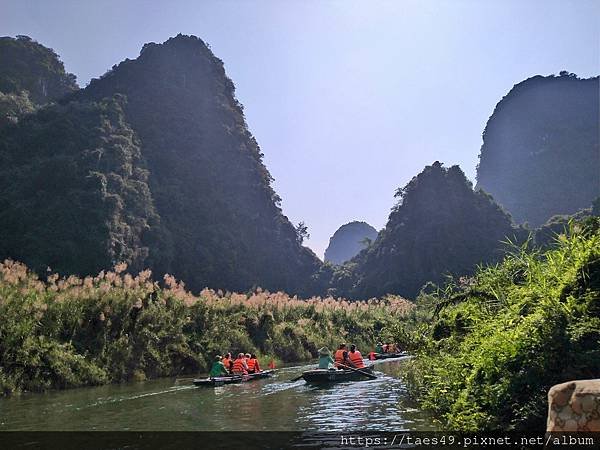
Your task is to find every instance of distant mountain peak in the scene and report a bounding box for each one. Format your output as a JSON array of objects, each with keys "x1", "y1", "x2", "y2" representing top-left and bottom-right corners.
[{"x1": 324, "y1": 221, "x2": 378, "y2": 265}]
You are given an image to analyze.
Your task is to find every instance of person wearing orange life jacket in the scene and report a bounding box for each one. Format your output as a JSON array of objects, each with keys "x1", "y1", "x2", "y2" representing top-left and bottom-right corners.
[
  {"x1": 347, "y1": 344, "x2": 366, "y2": 369},
  {"x1": 247, "y1": 354, "x2": 261, "y2": 374},
  {"x1": 222, "y1": 353, "x2": 233, "y2": 373},
  {"x1": 334, "y1": 343, "x2": 350, "y2": 369},
  {"x1": 232, "y1": 353, "x2": 248, "y2": 375}
]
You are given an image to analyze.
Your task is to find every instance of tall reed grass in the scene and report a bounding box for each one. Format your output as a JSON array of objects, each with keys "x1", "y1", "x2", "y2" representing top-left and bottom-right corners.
[{"x1": 0, "y1": 260, "x2": 412, "y2": 395}]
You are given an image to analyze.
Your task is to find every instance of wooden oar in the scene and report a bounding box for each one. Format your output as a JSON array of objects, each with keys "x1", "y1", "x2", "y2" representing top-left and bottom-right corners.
[
  {"x1": 289, "y1": 374, "x2": 304, "y2": 382},
  {"x1": 338, "y1": 363, "x2": 378, "y2": 380}
]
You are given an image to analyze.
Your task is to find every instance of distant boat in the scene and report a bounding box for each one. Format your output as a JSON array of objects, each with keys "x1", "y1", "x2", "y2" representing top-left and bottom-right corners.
[
  {"x1": 370, "y1": 351, "x2": 407, "y2": 360},
  {"x1": 193, "y1": 370, "x2": 276, "y2": 387}
]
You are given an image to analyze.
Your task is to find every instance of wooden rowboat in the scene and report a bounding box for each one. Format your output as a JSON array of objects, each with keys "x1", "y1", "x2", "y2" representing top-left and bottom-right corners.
[
  {"x1": 370, "y1": 351, "x2": 407, "y2": 360},
  {"x1": 301, "y1": 367, "x2": 375, "y2": 384},
  {"x1": 193, "y1": 370, "x2": 276, "y2": 387}
]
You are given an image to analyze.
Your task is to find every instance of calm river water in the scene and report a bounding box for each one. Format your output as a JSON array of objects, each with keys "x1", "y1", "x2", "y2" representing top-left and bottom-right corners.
[{"x1": 0, "y1": 358, "x2": 435, "y2": 431}]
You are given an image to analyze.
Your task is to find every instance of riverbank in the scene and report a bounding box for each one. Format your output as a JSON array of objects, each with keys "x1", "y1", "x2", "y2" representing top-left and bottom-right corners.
[{"x1": 0, "y1": 260, "x2": 412, "y2": 395}]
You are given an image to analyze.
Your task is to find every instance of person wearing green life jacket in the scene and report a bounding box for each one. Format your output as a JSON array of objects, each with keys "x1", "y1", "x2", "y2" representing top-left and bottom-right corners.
[
  {"x1": 375, "y1": 342, "x2": 383, "y2": 353},
  {"x1": 209, "y1": 355, "x2": 230, "y2": 378},
  {"x1": 317, "y1": 347, "x2": 334, "y2": 369}
]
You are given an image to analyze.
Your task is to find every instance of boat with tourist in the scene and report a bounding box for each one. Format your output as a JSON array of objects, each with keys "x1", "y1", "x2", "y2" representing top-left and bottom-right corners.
[{"x1": 301, "y1": 367, "x2": 375, "y2": 384}]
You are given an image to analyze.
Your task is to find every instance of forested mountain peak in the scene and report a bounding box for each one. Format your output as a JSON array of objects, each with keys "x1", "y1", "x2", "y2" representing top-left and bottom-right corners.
[
  {"x1": 0, "y1": 35, "x2": 78, "y2": 104},
  {"x1": 324, "y1": 221, "x2": 378, "y2": 265},
  {"x1": 476, "y1": 72, "x2": 600, "y2": 226},
  {"x1": 330, "y1": 162, "x2": 521, "y2": 299},
  {"x1": 1, "y1": 34, "x2": 325, "y2": 295}
]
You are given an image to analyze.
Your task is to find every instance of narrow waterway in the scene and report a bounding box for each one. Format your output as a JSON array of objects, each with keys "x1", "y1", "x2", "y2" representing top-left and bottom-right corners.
[{"x1": 0, "y1": 358, "x2": 435, "y2": 431}]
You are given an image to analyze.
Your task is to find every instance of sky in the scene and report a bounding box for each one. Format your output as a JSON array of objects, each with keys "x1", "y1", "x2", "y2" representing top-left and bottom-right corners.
[{"x1": 2, "y1": 0, "x2": 599, "y2": 258}]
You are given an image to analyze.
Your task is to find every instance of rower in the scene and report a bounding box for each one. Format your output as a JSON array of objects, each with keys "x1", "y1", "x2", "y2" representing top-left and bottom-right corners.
[
  {"x1": 375, "y1": 342, "x2": 383, "y2": 354},
  {"x1": 209, "y1": 355, "x2": 230, "y2": 378},
  {"x1": 247, "y1": 354, "x2": 261, "y2": 373},
  {"x1": 318, "y1": 347, "x2": 334, "y2": 369},
  {"x1": 348, "y1": 344, "x2": 366, "y2": 369},
  {"x1": 222, "y1": 352, "x2": 233, "y2": 373},
  {"x1": 334, "y1": 343, "x2": 349, "y2": 369},
  {"x1": 232, "y1": 353, "x2": 248, "y2": 375}
]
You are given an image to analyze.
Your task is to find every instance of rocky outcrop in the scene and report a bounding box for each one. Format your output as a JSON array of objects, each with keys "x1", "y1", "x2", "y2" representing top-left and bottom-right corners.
[{"x1": 547, "y1": 379, "x2": 600, "y2": 431}]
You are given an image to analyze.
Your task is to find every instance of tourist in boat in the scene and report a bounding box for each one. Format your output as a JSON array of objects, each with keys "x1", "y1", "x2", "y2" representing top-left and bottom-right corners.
[
  {"x1": 348, "y1": 344, "x2": 366, "y2": 369},
  {"x1": 209, "y1": 355, "x2": 230, "y2": 378},
  {"x1": 247, "y1": 354, "x2": 261, "y2": 373},
  {"x1": 232, "y1": 353, "x2": 249, "y2": 375},
  {"x1": 318, "y1": 347, "x2": 334, "y2": 369},
  {"x1": 222, "y1": 352, "x2": 233, "y2": 373},
  {"x1": 334, "y1": 343, "x2": 350, "y2": 369},
  {"x1": 375, "y1": 342, "x2": 383, "y2": 354}
]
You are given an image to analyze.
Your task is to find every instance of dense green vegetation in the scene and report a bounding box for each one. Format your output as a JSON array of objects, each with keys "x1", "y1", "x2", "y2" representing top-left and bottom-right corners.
[
  {"x1": 399, "y1": 217, "x2": 600, "y2": 431},
  {"x1": 329, "y1": 162, "x2": 524, "y2": 299},
  {"x1": 0, "y1": 35, "x2": 324, "y2": 296},
  {"x1": 0, "y1": 259, "x2": 412, "y2": 395},
  {"x1": 75, "y1": 35, "x2": 326, "y2": 295},
  {"x1": 0, "y1": 35, "x2": 77, "y2": 105},
  {"x1": 0, "y1": 90, "x2": 35, "y2": 129},
  {"x1": 0, "y1": 36, "x2": 77, "y2": 129},
  {"x1": 0, "y1": 96, "x2": 159, "y2": 276},
  {"x1": 324, "y1": 221, "x2": 378, "y2": 265},
  {"x1": 476, "y1": 72, "x2": 600, "y2": 227}
]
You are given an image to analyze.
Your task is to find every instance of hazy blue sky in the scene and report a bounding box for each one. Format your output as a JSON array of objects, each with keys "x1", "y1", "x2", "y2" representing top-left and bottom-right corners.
[{"x1": 2, "y1": 0, "x2": 599, "y2": 258}]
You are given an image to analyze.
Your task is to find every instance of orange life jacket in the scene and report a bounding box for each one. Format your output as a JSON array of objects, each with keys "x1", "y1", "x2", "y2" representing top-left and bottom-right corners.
[
  {"x1": 232, "y1": 358, "x2": 247, "y2": 374},
  {"x1": 334, "y1": 349, "x2": 347, "y2": 368},
  {"x1": 348, "y1": 350, "x2": 365, "y2": 368},
  {"x1": 247, "y1": 358, "x2": 257, "y2": 372},
  {"x1": 222, "y1": 357, "x2": 231, "y2": 370}
]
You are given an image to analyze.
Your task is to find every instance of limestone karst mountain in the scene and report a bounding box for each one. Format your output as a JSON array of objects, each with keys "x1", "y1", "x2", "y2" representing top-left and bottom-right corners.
[
  {"x1": 0, "y1": 35, "x2": 323, "y2": 295},
  {"x1": 324, "y1": 221, "x2": 378, "y2": 265},
  {"x1": 476, "y1": 72, "x2": 600, "y2": 227},
  {"x1": 329, "y1": 162, "x2": 523, "y2": 299}
]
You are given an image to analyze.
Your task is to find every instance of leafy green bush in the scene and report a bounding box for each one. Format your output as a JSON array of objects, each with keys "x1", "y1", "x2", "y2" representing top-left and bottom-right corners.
[{"x1": 403, "y1": 218, "x2": 600, "y2": 431}]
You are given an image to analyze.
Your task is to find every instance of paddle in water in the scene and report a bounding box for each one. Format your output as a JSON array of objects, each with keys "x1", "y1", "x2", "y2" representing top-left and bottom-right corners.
[
  {"x1": 337, "y1": 363, "x2": 378, "y2": 380},
  {"x1": 289, "y1": 374, "x2": 304, "y2": 382}
]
